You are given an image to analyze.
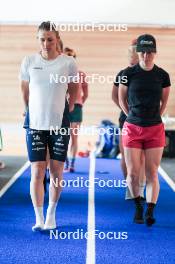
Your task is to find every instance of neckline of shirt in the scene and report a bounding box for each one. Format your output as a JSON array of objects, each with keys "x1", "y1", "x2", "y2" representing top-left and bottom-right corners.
[
  {"x1": 138, "y1": 63, "x2": 156, "y2": 72},
  {"x1": 37, "y1": 53, "x2": 64, "y2": 64}
]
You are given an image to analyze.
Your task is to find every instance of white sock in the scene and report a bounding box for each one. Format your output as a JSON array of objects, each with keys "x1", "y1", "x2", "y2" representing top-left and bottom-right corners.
[
  {"x1": 45, "y1": 202, "x2": 57, "y2": 228},
  {"x1": 125, "y1": 187, "x2": 133, "y2": 200},
  {"x1": 33, "y1": 206, "x2": 44, "y2": 226},
  {"x1": 139, "y1": 185, "x2": 145, "y2": 198}
]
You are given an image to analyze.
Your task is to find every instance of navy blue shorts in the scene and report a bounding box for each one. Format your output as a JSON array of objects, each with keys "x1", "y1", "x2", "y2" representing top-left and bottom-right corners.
[{"x1": 26, "y1": 129, "x2": 70, "y2": 162}]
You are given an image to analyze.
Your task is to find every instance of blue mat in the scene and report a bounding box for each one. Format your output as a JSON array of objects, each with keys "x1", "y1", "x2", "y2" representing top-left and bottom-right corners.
[
  {"x1": 0, "y1": 157, "x2": 175, "y2": 264},
  {"x1": 95, "y1": 158, "x2": 175, "y2": 264},
  {"x1": 0, "y1": 158, "x2": 89, "y2": 264}
]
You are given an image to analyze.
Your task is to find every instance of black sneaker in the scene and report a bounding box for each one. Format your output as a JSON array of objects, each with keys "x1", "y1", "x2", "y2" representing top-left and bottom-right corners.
[
  {"x1": 134, "y1": 205, "x2": 144, "y2": 224},
  {"x1": 145, "y1": 209, "x2": 156, "y2": 226},
  {"x1": 69, "y1": 167, "x2": 75, "y2": 173}
]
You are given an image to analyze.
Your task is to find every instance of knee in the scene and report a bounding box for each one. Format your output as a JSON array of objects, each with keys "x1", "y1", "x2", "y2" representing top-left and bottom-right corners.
[
  {"x1": 127, "y1": 168, "x2": 139, "y2": 178},
  {"x1": 146, "y1": 170, "x2": 158, "y2": 182},
  {"x1": 127, "y1": 169, "x2": 140, "y2": 184},
  {"x1": 31, "y1": 165, "x2": 45, "y2": 182},
  {"x1": 49, "y1": 169, "x2": 62, "y2": 181},
  {"x1": 50, "y1": 177, "x2": 62, "y2": 190}
]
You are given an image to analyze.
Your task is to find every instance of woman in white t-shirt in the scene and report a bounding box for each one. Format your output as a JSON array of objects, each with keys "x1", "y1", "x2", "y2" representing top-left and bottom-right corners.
[{"x1": 20, "y1": 21, "x2": 78, "y2": 231}]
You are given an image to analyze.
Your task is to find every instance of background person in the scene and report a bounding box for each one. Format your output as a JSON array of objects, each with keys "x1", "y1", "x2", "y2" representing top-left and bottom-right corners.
[
  {"x1": 0, "y1": 129, "x2": 5, "y2": 169},
  {"x1": 64, "y1": 47, "x2": 88, "y2": 172}
]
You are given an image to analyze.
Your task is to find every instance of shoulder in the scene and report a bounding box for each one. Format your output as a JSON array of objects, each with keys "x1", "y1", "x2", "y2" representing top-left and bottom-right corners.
[
  {"x1": 121, "y1": 66, "x2": 133, "y2": 78},
  {"x1": 21, "y1": 53, "x2": 40, "y2": 65},
  {"x1": 114, "y1": 69, "x2": 124, "y2": 86},
  {"x1": 154, "y1": 65, "x2": 169, "y2": 77},
  {"x1": 154, "y1": 65, "x2": 171, "y2": 87},
  {"x1": 114, "y1": 69, "x2": 124, "y2": 79},
  {"x1": 60, "y1": 54, "x2": 76, "y2": 65},
  {"x1": 117, "y1": 69, "x2": 124, "y2": 76},
  {"x1": 122, "y1": 65, "x2": 136, "y2": 75}
]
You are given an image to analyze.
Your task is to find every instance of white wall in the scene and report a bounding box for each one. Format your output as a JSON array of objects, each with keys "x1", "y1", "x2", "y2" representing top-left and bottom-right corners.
[{"x1": 0, "y1": 0, "x2": 175, "y2": 26}]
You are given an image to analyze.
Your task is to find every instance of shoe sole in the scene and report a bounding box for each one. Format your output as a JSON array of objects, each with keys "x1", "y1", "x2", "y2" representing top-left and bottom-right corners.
[
  {"x1": 32, "y1": 226, "x2": 44, "y2": 232},
  {"x1": 44, "y1": 225, "x2": 57, "y2": 230},
  {"x1": 42, "y1": 226, "x2": 57, "y2": 231}
]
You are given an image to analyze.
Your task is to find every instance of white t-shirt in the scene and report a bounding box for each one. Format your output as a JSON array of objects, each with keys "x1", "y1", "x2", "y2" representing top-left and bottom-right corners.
[{"x1": 19, "y1": 53, "x2": 78, "y2": 130}]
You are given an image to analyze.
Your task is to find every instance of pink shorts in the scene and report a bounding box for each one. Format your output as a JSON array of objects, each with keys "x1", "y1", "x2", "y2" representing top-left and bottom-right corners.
[{"x1": 122, "y1": 122, "x2": 165, "y2": 149}]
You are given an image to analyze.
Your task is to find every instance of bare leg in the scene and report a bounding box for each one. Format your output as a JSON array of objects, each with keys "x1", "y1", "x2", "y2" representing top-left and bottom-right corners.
[
  {"x1": 30, "y1": 161, "x2": 46, "y2": 230},
  {"x1": 49, "y1": 159, "x2": 64, "y2": 202},
  {"x1": 145, "y1": 148, "x2": 163, "y2": 203},
  {"x1": 119, "y1": 134, "x2": 127, "y2": 178},
  {"x1": 119, "y1": 134, "x2": 132, "y2": 199},
  {"x1": 124, "y1": 147, "x2": 144, "y2": 223},
  {"x1": 44, "y1": 159, "x2": 64, "y2": 229},
  {"x1": 144, "y1": 147, "x2": 164, "y2": 226},
  {"x1": 124, "y1": 147, "x2": 142, "y2": 198},
  {"x1": 30, "y1": 161, "x2": 46, "y2": 207},
  {"x1": 139, "y1": 152, "x2": 146, "y2": 198},
  {"x1": 69, "y1": 122, "x2": 81, "y2": 171}
]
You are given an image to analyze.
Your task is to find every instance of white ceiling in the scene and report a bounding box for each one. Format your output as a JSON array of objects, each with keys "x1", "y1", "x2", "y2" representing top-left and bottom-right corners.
[{"x1": 0, "y1": 0, "x2": 174, "y2": 25}]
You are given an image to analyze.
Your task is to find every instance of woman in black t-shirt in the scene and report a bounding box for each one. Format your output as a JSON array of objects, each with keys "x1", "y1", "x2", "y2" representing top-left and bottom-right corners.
[
  {"x1": 112, "y1": 39, "x2": 146, "y2": 201},
  {"x1": 119, "y1": 34, "x2": 170, "y2": 226}
]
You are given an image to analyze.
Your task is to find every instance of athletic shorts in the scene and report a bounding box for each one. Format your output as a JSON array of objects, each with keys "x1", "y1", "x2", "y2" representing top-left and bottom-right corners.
[
  {"x1": 122, "y1": 122, "x2": 165, "y2": 149},
  {"x1": 69, "y1": 104, "x2": 83, "y2": 123},
  {"x1": 26, "y1": 128, "x2": 70, "y2": 162}
]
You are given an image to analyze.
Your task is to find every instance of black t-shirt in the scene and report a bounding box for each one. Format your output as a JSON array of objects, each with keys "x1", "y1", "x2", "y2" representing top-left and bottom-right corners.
[
  {"x1": 114, "y1": 70, "x2": 127, "y2": 125},
  {"x1": 120, "y1": 63, "x2": 171, "y2": 127}
]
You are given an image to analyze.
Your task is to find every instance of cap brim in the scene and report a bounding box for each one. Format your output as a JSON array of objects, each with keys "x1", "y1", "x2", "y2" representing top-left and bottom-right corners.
[{"x1": 136, "y1": 46, "x2": 156, "y2": 53}]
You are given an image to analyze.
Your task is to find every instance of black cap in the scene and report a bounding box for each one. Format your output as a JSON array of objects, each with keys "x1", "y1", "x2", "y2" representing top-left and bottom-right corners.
[{"x1": 136, "y1": 34, "x2": 156, "y2": 53}]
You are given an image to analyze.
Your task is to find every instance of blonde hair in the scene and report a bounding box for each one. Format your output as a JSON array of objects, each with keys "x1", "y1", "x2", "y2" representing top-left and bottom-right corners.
[
  {"x1": 128, "y1": 39, "x2": 139, "y2": 65},
  {"x1": 128, "y1": 45, "x2": 137, "y2": 56}
]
